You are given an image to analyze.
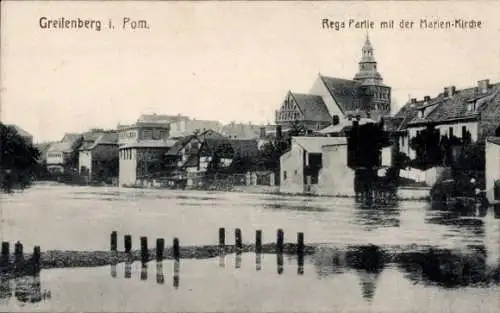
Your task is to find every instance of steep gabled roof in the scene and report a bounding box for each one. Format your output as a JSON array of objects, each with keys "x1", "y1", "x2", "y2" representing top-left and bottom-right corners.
[
  {"x1": 319, "y1": 75, "x2": 367, "y2": 114},
  {"x1": 61, "y1": 133, "x2": 82, "y2": 142},
  {"x1": 165, "y1": 129, "x2": 225, "y2": 156},
  {"x1": 404, "y1": 83, "x2": 500, "y2": 126},
  {"x1": 290, "y1": 92, "x2": 331, "y2": 122}
]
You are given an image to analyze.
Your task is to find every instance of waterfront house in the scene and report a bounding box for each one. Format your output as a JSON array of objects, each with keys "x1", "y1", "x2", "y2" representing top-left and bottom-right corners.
[
  {"x1": 394, "y1": 79, "x2": 500, "y2": 159},
  {"x1": 78, "y1": 131, "x2": 119, "y2": 184},
  {"x1": 182, "y1": 137, "x2": 260, "y2": 187},
  {"x1": 485, "y1": 137, "x2": 500, "y2": 203},
  {"x1": 280, "y1": 136, "x2": 349, "y2": 194},
  {"x1": 117, "y1": 119, "x2": 175, "y2": 186},
  {"x1": 46, "y1": 133, "x2": 83, "y2": 173},
  {"x1": 315, "y1": 137, "x2": 354, "y2": 196},
  {"x1": 275, "y1": 35, "x2": 391, "y2": 132}
]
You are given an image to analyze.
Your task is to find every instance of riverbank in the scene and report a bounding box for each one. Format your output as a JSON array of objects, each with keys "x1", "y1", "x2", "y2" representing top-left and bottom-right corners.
[{"x1": 1, "y1": 243, "x2": 496, "y2": 287}]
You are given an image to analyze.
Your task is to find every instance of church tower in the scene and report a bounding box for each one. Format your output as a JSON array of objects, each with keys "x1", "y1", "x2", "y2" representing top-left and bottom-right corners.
[{"x1": 353, "y1": 34, "x2": 391, "y2": 117}]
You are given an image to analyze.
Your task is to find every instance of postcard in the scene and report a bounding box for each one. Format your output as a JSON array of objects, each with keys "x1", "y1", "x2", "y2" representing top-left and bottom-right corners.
[{"x1": 1, "y1": 1, "x2": 499, "y2": 312}]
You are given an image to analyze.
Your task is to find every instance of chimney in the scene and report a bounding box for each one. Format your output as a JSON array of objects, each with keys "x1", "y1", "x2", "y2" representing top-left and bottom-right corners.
[
  {"x1": 478, "y1": 79, "x2": 490, "y2": 94},
  {"x1": 410, "y1": 98, "x2": 417, "y2": 104},
  {"x1": 276, "y1": 125, "x2": 282, "y2": 140},
  {"x1": 444, "y1": 86, "x2": 456, "y2": 97},
  {"x1": 259, "y1": 127, "x2": 266, "y2": 139},
  {"x1": 424, "y1": 96, "x2": 431, "y2": 102},
  {"x1": 332, "y1": 115, "x2": 340, "y2": 126}
]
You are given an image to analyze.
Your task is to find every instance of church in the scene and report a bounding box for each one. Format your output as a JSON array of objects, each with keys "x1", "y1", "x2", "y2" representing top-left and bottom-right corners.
[{"x1": 275, "y1": 35, "x2": 392, "y2": 131}]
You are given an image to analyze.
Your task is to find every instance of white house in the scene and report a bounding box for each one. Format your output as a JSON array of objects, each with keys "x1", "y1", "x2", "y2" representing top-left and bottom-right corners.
[
  {"x1": 280, "y1": 136, "x2": 349, "y2": 194},
  {"x1": 486, "y1": 137, "x2": 500, "y2": 203}
]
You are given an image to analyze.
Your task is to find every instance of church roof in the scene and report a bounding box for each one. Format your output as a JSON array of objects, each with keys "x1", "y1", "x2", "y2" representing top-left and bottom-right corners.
[
  {"x1": 319, "y1": 76, "x2": 368, "y2": 114},
  {"x1": 290, "y1": 92, "x2": 331, "y2": 122}
]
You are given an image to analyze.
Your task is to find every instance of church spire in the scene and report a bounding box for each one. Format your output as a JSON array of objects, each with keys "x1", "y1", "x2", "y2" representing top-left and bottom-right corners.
[{"x1": 353, "y1": 33, "x2": 383, "y2": 85}]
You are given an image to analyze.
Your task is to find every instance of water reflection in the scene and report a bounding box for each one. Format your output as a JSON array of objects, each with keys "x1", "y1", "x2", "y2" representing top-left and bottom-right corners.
[
  {"x1": 124, "y1": 261, "x2": 132, "y2": 279},
  {"x1": 426, "y1": 202, "x2": 489, "y2": 237},
  {"x1": 0, "y1": 275, "x2": 51, "y2": 304},
  {"x1": 156, "y1": 262, "x2": 164, "y2": 284},
  {"x1": 218, "y1": 248, "x2": 225, "y2": 268},
  {"x1": 173, "y1": 261, "x2": 180, "y2": 289},
  {"x1": 235, "y1": 253, "x2": 241, "y2": 269},
  {"x1": 140, "y1": 264, "x2": 148, "y2": 281},
  {"x1": 276, "y1": 253, "x2": 283, "y2": 275},
  {"x1": 256, "y1": 253, "x2": 262, "y2": 271},
  {"x1": 353, "y1": 203, "x2": 400, "y2": 230}
]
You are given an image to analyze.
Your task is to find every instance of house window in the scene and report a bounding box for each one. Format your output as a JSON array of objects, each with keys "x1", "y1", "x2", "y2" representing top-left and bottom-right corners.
[
  {"x1": 294, "y1": 170, "x2": 297, "y2": 175},
  {"x1": 449, "y1": 127, "x2": 454, "y2": 138},
  {"x1": 283, "y1": 171, "x2": 287, "y2": 180},
  {"x1": 462, "y1": 126, "x2": 467, "y2": 138},
  {"x1": 143, "y1": 130, "x2": 153, "y2": 140}
]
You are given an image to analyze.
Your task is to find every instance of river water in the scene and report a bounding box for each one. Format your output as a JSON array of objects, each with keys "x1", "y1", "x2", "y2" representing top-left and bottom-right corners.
[{"x1": 0, "y1": 183, "x2": 499, "y2": 312}]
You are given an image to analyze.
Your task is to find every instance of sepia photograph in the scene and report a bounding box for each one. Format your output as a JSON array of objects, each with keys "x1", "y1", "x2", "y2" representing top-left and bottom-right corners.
[{"x1": 0, "y1": 1, "x2": 499, "y2": 312}]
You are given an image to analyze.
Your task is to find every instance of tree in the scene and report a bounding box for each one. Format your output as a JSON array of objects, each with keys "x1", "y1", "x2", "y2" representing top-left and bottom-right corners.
[{"x1": 0, "y1": 123, "x2": 40, "y2": 192}]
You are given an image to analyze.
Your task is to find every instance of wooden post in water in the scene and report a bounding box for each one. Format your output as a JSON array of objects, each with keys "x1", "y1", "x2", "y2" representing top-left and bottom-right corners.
[
  {"x1": 255, "y1": 230, "x2": 262, "y2": 254},
  {"x1": 277, "y1": 229, "x2": 284, "y2": 254},
  {"x1": 219, "y1": 228, "x2": 225, "y2": 247},
  {"x1": 235, "y1": 228, "x2": 242, "y2": 252},
  {"x1": 156, "y1": 238, "x2": 165, "y2": 262},
  {"x1": 1, "y1": 242, "x2": 9, "y2": 269},
  {"x1": 173, "y1": 238, "x2": 180, "y2": 262},
  {"x1": 14, "y1": 241, "x2": 24, "y2": 272},
  {"x1": 110, "y1": 231, "x2": 117, "y2": 252},
  {"x1": 297, "y1": 232, "x2": 304, "y2": 275},
  {"x1": 33, "y1": 246, "x2": 41, "y2": 275},
  {"x1": 140, "y1": 237, "x2": 148, "y2": 264},
  {"x1": 124, "y1": 234, "x2": 132, "y2": 253}
]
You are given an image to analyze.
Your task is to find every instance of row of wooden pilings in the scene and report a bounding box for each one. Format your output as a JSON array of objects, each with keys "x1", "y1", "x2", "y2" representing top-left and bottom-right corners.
[
  {"x1": 0, "y1": 241, "x2": 41, "y2": 276},
  {"x1": 110, "y1": 228, "x2": 305, "y2": 262},
  {"x1": 109, "y1": 227, "x2": 306, "y2": 284}
]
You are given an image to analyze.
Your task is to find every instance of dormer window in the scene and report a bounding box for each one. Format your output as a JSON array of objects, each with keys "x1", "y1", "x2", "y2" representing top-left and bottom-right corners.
[
  {"x1": 467, "y1": 100, "x2": 477, "y2": 112},
  {"x1": 419, "y1": 109, "x2": 424, "y2": 118}
]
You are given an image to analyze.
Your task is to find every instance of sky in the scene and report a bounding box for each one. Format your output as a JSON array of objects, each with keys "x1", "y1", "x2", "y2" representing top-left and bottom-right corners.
[{"x1": 1, "y1": 1, "x2": 499, "y2": 142}]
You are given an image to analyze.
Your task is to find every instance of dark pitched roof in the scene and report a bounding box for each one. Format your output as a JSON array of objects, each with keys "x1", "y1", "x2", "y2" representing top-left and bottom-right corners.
[
  {"x1": 201, "y1": 138, "x2": 235, "y2": 159},
  {"x1": 291, "y1": 93, "x2": 331, "y2": 122},
  {"x1": 230, "y1": 139, "x2": 259, "y2": 158},
  {"x1": 81, "y1": 132, "x2": 119, "y2": 150},
  {"x1": 319, "y1": 75, "x2": 367, "y2": 113},
  {"x1": 405, "y1": 83, "x2": 500, "y2": 126},
  {"x1": 165, "y1": 129, "x2": 225, "y2": 156}
]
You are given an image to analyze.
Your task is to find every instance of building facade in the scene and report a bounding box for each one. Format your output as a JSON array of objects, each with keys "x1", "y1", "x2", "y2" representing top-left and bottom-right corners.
[
  {"x1": 46, "y1": 133, "x2": 83, "y2": 173},
  {"x1": 275, "y1": 35, "x2": 391, "y2": 132},
  {"x1": 485, "y1": 137, "x2": 500, "y2": 203},
  {"x1": 279, "y1": 136, "x2": 348, "y2": 194},
  {"x1": 78, "y1": 132, "x2": 119, "y2": 184},
  {"x1": 117, "y1": 120, "x2": 174, "y2": 186},
  {"x1": 394, "y1": 79, "x2": 500, "y2": 159}
]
